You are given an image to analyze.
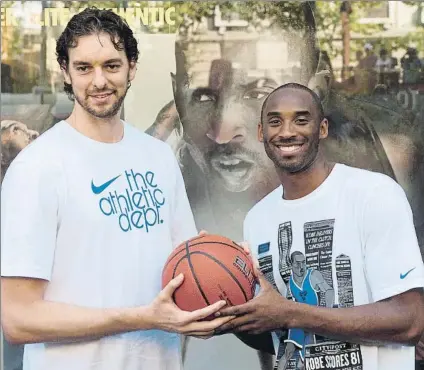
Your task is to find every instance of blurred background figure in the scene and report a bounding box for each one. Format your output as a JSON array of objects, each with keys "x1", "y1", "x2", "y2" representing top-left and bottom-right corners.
[
  {"x1": 355, "y1": 43, "x2": 378, "y2": 94},
  {"x1": 1, "y1": 120, "x2": 39, "y2": 183},
  {"x1": 376, "y1": 48, "x2": 393, "y2": 72},
  {"x1": 401, "y1": 47, "x2": 423, "y2": 85},
  {"x1": 375, "y1": 48, "x2": 399, "y2": 88}
]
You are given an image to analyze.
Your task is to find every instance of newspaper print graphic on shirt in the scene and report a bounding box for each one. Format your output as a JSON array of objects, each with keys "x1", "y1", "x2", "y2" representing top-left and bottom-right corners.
[
  {"x1": 304, "y1": 219, "x2": 335, "y2": 306},
  {"x1": 335, "y1": 254, "x2": 355, "y2": 308},
  {"x1": 274, "y1": 219, "x2": 363, "y2": 370},
  {"x1": 257, "y1": 241, "x2": 288, "y2": 351},
  {"x1": 278, "y1": 221, "x2": 294, "y2": 298}
]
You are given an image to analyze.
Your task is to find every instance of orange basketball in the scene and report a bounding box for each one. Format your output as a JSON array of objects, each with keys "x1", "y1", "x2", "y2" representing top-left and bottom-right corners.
[{"x1": 162, "y1": 234, "x2": 257, "y2": 313}]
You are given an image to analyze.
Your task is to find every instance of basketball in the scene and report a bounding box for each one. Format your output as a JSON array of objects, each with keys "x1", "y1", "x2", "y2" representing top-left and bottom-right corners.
[{"x1": 162, "y1": 234, "x2": 257, "y2": 313}]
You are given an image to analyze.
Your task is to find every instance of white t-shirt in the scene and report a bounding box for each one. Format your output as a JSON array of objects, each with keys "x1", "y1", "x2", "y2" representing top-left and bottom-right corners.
[
  {"x1": 244, "y1": 164, "x2": 424, "y2": 370},
  {"x1": 1, "y1": 120, "x2": 198, "y2": 370}
]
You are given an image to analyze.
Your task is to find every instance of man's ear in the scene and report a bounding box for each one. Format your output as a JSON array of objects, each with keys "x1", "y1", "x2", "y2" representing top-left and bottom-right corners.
[
  {"x1": 319, "y1": 118, "x2": 329, "y2": 140},
  {"x1": 62, "y1": 66, "x2": 71, "y2": 85},
  {"x1": 307, "y1": 52, "x2": 333, "y2": 106},
  {"x1": 128, "y1": 61, "x2": 137, "y2": 82},
  {"x1": 257, "y1": 123, "x2": 264, "y2": 143},
  {"x1": 308, "y1": 69, "x2": 331, "y2": 105},
  {"x1": 171, "y1": 71, "x2": 189, "y2": 125}
]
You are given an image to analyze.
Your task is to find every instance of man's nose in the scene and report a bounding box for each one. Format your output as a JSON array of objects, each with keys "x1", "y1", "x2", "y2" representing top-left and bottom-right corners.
[
  {"x1": 206, "y1": 105, "x2": 247, "y2": 144},
  {"x1": 92, "y1": 67, "x2": 107, "y2": 90},
  {"x1": 278, "y1": 122, "x2": 297, "y2": 139}
]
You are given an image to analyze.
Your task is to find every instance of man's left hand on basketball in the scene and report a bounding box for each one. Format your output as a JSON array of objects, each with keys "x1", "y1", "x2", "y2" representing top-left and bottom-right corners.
[
  {"x1": 214, "y1": 269, "x2": 289, "y2": 335},
  {"x1": 150, "y1": 272, "x2": 236, "y2": 339}
]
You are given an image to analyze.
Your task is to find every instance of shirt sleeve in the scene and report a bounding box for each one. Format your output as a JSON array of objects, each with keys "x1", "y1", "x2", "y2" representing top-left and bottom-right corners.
[
  {"x1": 1, "y1": 156, "x2": 61, "y2": 281},
  {"x1": 363, "y1": 178, "x2": 424, "y2": 302},
  {"x1": 169, "y1": 150, "x2": 198, "y2": 248}
]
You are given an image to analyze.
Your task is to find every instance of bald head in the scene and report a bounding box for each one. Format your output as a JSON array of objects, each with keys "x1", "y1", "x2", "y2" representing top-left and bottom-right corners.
[{"x1": 261, "y1": 83, "x2": 324, "y2": 125}]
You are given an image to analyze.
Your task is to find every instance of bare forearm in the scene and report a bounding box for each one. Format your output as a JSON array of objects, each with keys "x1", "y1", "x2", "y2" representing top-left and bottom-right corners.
[
  {"x1": 287, "y1": 291, "x2": 423, "y2": 345},
  {"x1": 3, "y1": 300, "x2": 153, "y2": 345}
]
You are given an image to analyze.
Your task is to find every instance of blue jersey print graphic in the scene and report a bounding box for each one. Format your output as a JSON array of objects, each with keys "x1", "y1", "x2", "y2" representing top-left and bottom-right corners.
[
  {"x1": 284, "y1": 269, "x2": 318, "y2": 362},
  {"x1": 289, "y1": 269, "x2": 318, "y2": 305},
  {"x1": 93, "y1": 169, "x2": 165, "y2": 233}
]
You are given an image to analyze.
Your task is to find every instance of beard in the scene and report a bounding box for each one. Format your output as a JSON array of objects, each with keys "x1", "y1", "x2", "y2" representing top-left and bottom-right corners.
[
  {"x1": 71, "y1": 75, "x2": 130, "y2": 119},
  {"x1": 263, "y1": 134, "x2": 320, "y2": 174},
  {"x1": 75, "y1": 92, "x2": 126, "y2": 119}
]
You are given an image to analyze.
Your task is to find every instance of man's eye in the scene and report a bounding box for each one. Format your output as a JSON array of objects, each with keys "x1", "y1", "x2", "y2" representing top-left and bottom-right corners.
[
  {"x1": 76, "y1": 66, "x2": 89, "y2": 72},
  {"x1": 296, "y1": 118, "x2": 309, "y2": 124},
  {"x1": 243, "y1": 89, "x2": 270, "y2": 100},
  {"x1": 199, "y1": 94, "x2": 214, "y2": 102},
  {"x1": 106, "y1": 64, "x2": 120, "y2": 70},
  {"x1": 192, "y1": 94, "x2": 215, "y2": 102}
]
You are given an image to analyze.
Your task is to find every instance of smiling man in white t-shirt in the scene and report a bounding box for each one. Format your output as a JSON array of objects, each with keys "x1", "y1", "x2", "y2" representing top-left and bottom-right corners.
[
  {"x1": 215, "y1": 83, "x2": 424, "y2": 370},
  {"x1": 0, "y1": 8, "x2": 234, "y2": 370}
]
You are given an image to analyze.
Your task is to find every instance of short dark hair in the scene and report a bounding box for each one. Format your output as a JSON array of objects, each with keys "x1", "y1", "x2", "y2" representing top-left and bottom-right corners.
[
  {"x1": 56, "y1": 7, "x2": 139, "y2": 100},
  {"x1": 261, "y1": 83, "x2": 325, "y2": 124},
  {"x1": 290, "y1": 251, "x2": 305, "y2": 263}
]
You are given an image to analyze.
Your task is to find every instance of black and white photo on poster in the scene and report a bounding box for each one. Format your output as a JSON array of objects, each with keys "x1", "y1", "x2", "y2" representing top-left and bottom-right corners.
[{"x1": 2, "y1": 1, "x2": 424, "y2": 370}]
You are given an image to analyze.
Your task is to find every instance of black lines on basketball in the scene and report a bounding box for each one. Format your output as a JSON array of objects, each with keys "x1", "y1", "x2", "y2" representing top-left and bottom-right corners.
[
  {"x1": 166, "y1": 247, "x2": 187, "y2": 267},
  {"x1": 172, "y1": 253, "x2": 187, "y2": 279},
  {"x1": 162, "y1": 235, "x2": 256, "y2": 313},
  {"x1": 190, "y1": 251, "x2": 249, "y2": 301},
  {"x1": 185, "y1": 242, "x2": 210, "y2": 306},
  {"x1": 188, "y1": 240, "x2": 251, "y2": 260}
]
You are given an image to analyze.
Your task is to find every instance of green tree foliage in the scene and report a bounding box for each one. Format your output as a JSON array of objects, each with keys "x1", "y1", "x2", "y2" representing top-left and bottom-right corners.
[{"x1": 315, "y1": 1, "x2": 384, "y2": 60}]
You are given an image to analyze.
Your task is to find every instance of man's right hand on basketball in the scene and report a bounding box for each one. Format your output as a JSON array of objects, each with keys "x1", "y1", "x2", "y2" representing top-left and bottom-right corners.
[{"x1": 146, "y1": 273, "x2": 235, "y2": 338}]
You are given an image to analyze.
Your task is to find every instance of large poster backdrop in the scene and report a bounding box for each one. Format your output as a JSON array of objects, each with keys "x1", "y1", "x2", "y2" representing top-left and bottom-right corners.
[{"x1": 1, "y1": 1, "x2": 424, "y2": 370}]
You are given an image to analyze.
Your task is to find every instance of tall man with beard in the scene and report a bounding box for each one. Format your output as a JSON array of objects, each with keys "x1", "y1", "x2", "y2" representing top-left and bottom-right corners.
[
  {"x1": 215, "y1": 83, "x2": 424, "y2": 370},
  {"x1": 1, "y1": 8, "x2": 234, "y2": 370}
]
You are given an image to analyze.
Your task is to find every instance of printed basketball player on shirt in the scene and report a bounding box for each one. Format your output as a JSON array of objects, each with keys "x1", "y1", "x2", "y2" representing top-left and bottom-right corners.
[{"x1": 279, "y1": 251, "x2": 334, "y2": 370}]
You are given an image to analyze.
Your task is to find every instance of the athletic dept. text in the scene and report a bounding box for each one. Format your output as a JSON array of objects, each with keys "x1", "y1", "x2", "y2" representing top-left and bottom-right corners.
[{"x1": 96, "y1": 169, "x2": 165, "y2": 233}]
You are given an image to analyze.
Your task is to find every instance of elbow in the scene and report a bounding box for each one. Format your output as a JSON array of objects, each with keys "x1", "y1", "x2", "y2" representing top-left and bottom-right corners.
[
  {"x1": 394, "y1": 290, "x2": 424, "y2": 346},
  {"x1": 2, "y1": 321, "x2": 28, "y2": 345},
  {"x1": 2, "y1": 311, "x2": 33, "y2": 345},
  {"x1": 402, "y1": 325, "x2": 423, "y2": 346},
  {"x1": 400, "y1": 314, "x2": 424, "y2": 346}
]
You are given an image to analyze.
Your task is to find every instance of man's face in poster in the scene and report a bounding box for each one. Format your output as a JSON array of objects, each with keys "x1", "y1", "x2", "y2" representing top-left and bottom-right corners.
[{"x1": 173, "y1": 18, "x2": 314, "y2": 193}]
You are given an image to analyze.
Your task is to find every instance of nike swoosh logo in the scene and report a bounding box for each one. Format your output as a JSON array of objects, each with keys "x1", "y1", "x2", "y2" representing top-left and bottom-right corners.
[
  {"x1": 400, "y1": 267, "x2": 416, "y2": 279},
  {"x1": 91, "y1": 175, "x2": 121, "y2": 194}
]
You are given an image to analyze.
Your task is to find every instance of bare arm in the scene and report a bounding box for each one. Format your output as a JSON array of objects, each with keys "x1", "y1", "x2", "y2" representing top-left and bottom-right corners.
[
  {"x1": 287, "y1": 288, "x2": 423, "y2": 346},
  {"x1": 216, "y1": 273, "x2": 424, "y2": 346},
  {"x1": 145, "y1": 100, "x2": 180, "y2": 141},
  {"x1": 1, "y1": 274, "x2": 233, "y2": 345},
  {"x1": 1, "y1": 277, "x2": 148, "y2": 344}
]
